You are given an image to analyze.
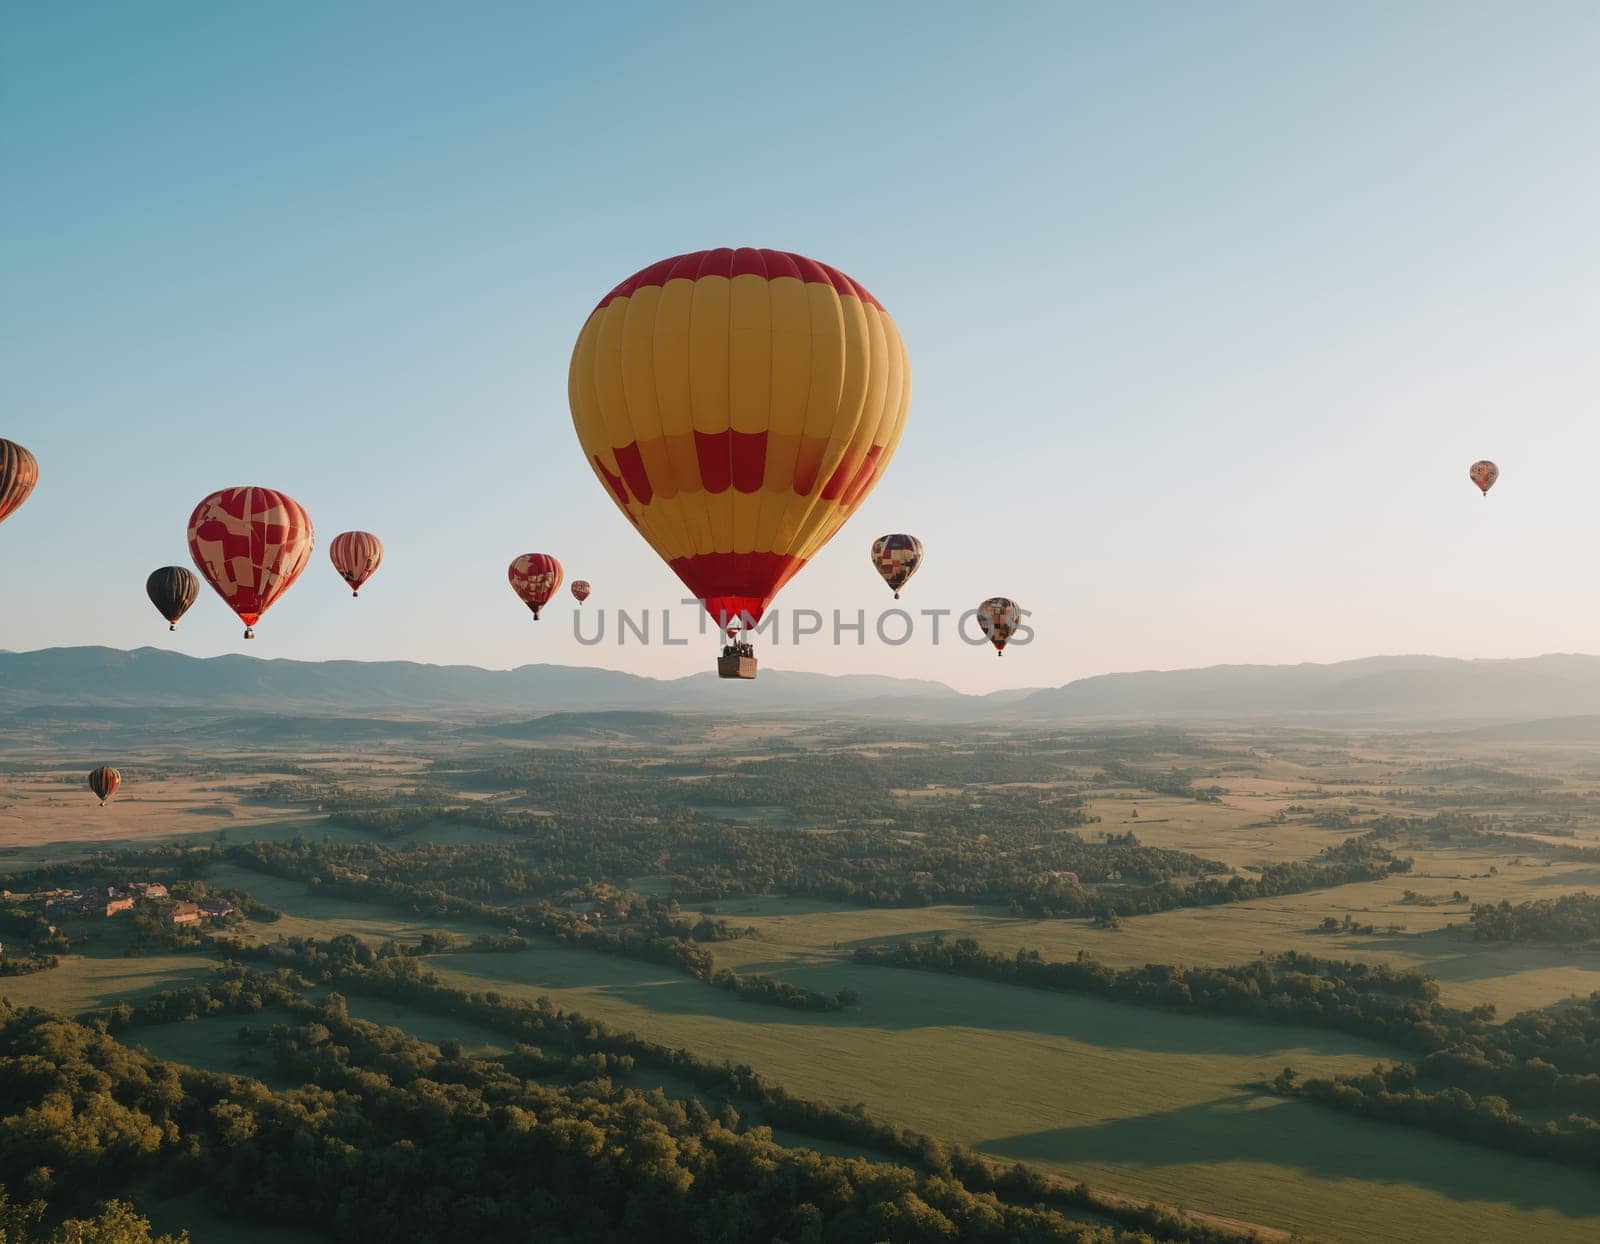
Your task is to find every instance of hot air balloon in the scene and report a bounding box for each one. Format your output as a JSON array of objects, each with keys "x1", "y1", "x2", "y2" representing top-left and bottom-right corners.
[
  {"x1": 146, "y1": 566, "x2": 199, "y2": 631},
  {"x1": 330, "y1": 530, "x2": 384, "y2": 597},
  {"x1": 509, "y1": 554, "x2": 563, "y2": 620},
  {"x1": 88, "y1": 766, "x2": 121, "y2": 806},
  {"x1": 0, "y1": 438, "x2": 39, "y2": 528},
  {"x1": 1470, "y1": 460, "x2": 1499, "y2": 496},
  {"x1": 571, "y1": 580, "x2": 592, "y2": 604},
  {"x1": 569, "y1": 248, "x2": 910, "y2": 678},
  {"x1": 976, "y1": 597, "x2": 1021, "y2": 656},
  {"x1": 187, "y1": 487, "x2": 314, "y2": 638},
  {"x1": 871, "y1": 534, "x2": 923, "y2": 599}
]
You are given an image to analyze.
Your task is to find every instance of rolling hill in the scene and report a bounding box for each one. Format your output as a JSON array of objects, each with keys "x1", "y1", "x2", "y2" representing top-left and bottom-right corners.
[{"x1": 8, "y1": 647, "x2": 1600, "y2": 725}]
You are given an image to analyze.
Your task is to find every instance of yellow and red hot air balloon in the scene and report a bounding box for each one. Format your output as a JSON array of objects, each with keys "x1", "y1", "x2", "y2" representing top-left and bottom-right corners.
[
  {"x1": 976, "y1": 597, "x2": 1021, "y2": 656},
  {"x1": 509, "y1": 554, "x2": 563, "y2": 620},
  {"x1": 1469, "y1": 460, "x2": 1499, "y2": 497},
  {"x1": 187, "y1": 487, "x2": 314, "y2": 638},
  {"x1": 330, "y1": 530, "x2": 384, "y2": 597},
  {"x1": 88, "y1": 766, "x2": 121, "y2": 806},
  {"x1": 871, "y1": 534, "x2": 923, "y2": 599},
  {"x1": 569, "y1": 248, "x2": 910, "y2": 677},
  {"x1": 0, "y1": 438, "x2": 39, "y2": 528},
  {"x1": 571, "y1": 579, "x2": 592, "y2": 604}
]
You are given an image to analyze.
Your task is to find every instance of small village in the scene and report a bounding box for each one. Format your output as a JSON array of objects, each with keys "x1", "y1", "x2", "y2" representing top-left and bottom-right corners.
[{"x1": 0, "y1": 880, "x2": 237, "y2": 948}]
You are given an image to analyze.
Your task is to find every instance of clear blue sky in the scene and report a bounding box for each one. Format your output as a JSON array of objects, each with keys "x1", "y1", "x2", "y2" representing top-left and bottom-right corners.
[{"x1": 3, "y1": 2, "x2": 1598, "y2": 691}]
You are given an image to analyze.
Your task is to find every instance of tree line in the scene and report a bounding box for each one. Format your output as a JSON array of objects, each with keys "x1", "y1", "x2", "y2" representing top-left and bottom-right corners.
[{"x1": 852, "y1": 938, "x2": 1491, "y2": 1051}]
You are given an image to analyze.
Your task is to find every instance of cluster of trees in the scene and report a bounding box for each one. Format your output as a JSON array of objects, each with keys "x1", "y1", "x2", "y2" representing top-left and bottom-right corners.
[
  {"x1": 1469, "y1": 893, "x2": 1600, "y2": 945},
  {"x1": 1277, "y1": 989, "x2": 1600, "y2": 1167},
  {"x1": 1274, "y1": 1061, "x2": 1600, "y2": 1170},
  {"x1": 1099, "y1": 762, "x2": 1226, "y2": 803},
  {"x1": 0, "y1": 953, "x2": 59, "y2": 977},
  {"x1": 12, "y1": 956, "x2": 1260, "y2": 1244},
  {"x1": 0, "y1": 1189, "x2": 187, "y2": 1243},
  {"x1": 853, "y1": 939, "x2": 1490, "y2": 1051}
]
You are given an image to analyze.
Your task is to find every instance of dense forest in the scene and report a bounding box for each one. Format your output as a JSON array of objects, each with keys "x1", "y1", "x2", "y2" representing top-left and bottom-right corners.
[{"x1": 0, "y1": 953, "x2": 1262, "y2": 1244}]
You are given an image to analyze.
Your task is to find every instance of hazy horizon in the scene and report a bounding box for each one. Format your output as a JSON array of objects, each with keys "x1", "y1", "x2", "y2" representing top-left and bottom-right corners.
[{"x1": 5, "y1": 3, "x2": 1598, "y2": 693}]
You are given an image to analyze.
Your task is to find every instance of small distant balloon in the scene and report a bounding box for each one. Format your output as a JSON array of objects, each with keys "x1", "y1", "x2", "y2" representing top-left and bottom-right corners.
[
  {"x1": 146, "y1": 566, "x2": 199, "y2": 631},
  {"x1": 188, "y1": 487, "x2": 314, "y2": 638},
  {"x1": 1469, "y1": 460, "x2": 1498, "y2": 497},
  {"x1": 871, "y1": 534, "x2": 923, "y2": 599},
  {"x1": 571, "y1": 580, "x2": 592, "y2": 604},
  {"x1": 0, "y1": 438, "x2": 39, "y2": 528},
  {"x1": 509, "y1": 554, "x2": 563, "y2": 620},
  {"x1": 88, "y1": 766, "x2": 121, "y2": 806},
  {"x1": 330, "y1": 531, "x2": 384, "y2": 597},
  {"x1": 976, "y1": 597, "x2": 1022, "y2": 656}
]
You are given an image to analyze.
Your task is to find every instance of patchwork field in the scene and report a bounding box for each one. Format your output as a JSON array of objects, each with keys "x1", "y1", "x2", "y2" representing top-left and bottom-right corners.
[{"x1": 6, "y1": 714, "x2": 1600, "y2": 1241}]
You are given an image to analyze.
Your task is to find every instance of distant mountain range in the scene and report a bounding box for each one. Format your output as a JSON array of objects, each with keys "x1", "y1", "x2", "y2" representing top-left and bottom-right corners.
[{"x1": 6, "y1": 646, "x2": 1600, "y2": 725}]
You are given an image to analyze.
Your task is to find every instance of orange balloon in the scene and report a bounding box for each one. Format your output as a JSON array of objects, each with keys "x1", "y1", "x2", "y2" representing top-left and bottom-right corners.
[{"x1": 330, "y1": 530, "x2": 384, "y2": 597}]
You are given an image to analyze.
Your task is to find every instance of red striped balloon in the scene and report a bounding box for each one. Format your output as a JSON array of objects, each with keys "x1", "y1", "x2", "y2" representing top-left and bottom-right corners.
[
  {"x1": 0, "y1": 438, "x2": 39, "y2": 527},
  {"x1": 509, "y1": 554, "x2": 563, "y2": 621},
  {"x1": 88, "y1": 766, "x2": 121, "y2": 806},
  {"x1": 330, "y1": 530, "x2": 384, "y2": 597},
  {"x1": 188, "y1": 487, "x2": 315, "y2": 638}
]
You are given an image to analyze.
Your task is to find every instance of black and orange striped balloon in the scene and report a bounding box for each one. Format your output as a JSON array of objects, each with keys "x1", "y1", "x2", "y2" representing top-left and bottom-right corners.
[
  {"x1": 146, "y1": 566, "x2": 199, "y2": 630},
  {"x1": 88, "y1": 766, "x2": 121, "y2": 806},
  {"x1": 570, "y1": 248, "x2": 910, "y2": 632},
  {"x1": 0, "y1": 438, "x2": 39, "y2": 528}
]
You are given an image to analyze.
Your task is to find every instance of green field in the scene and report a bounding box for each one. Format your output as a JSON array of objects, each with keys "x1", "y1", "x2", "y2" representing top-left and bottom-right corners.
[
  {"x1": 423, "y1": 938, "x2": 1600, "y2": 1243},
  {"x1": 122, "y1": 1009, "x2": 300, "y2": 1088}
]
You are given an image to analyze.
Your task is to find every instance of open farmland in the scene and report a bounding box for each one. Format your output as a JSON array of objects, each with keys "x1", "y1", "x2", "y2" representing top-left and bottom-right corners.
[{"x1": 7, "y1": 712, "x2": 1600, "y2": 1241}]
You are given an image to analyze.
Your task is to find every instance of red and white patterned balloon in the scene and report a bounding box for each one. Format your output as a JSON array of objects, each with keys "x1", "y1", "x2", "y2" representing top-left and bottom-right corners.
[{"x1": 188, "y1": 487, "x2": 314, "y2": 638}]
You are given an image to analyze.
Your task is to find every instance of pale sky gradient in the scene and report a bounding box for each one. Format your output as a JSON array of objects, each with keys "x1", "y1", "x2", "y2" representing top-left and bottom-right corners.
[{"x1": 3, "y1": 2, "x2": 1598, "y2": 692}]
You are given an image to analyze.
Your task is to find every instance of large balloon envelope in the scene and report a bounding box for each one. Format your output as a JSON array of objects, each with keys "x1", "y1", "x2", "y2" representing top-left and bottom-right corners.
[
  {"x1": 977, "y1": 597, "x2": 1021, "y2": 656},
  {"x1": 509, "y1": 554, "x2": 563, "y2": 620},
  {"x1": 0, "y1": 438, "x2": 39, "y2": 527},
  {"x1": 88, "y1": 765, "x2": 121, "y2": 806},
  {"x1": 330, "y1": 530, "x2": 384, "y2": 597},
  {"x1": 146, "y1": 566, "x2": 199, "y2": 630},
  {"x1": 871, "y1": 534, "x2": 923, "y2": 599},
  {"x1": 569, "y1": 248, "x2": 910, "y2": 645},
  {"x1": 1469, "y1": 460, "x2": 1498, "y2": 496},
  {"x1": 187, "y1": 487, "x2": 314, "y2": 638}
]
